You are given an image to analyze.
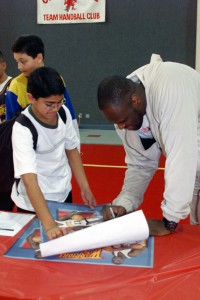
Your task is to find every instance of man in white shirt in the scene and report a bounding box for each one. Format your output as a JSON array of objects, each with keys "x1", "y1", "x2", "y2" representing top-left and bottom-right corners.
[{"x1": 97, "y1": 54, "x2": 200, "y2": 236}]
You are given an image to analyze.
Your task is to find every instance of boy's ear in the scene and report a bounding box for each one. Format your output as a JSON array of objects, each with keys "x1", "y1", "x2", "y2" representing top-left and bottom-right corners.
[
  {"x1": 36, "y1": 53, "x2": 43, "y2": 63},
  {"x1": 1, "y1": 62, "x2": 7, "y2": 70},
  {"x1": 27, "y1": 93, "x2": 35, "y2": 103}
]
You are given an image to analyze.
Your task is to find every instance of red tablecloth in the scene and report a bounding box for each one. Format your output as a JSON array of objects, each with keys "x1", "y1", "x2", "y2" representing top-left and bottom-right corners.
[{"x1": 0, "y1": 224, "x2": 200, "y2": 300}]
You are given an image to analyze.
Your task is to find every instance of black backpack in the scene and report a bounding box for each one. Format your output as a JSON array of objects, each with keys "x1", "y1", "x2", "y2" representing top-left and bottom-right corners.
[{"x1": 0, "y1": 106, "x2": 66, "y2": 194}]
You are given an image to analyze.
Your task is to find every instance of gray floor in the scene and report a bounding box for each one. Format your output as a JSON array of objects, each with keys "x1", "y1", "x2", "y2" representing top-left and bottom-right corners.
[{"x1": 79, "y1": 129, "x2": 122, "y2": 145}]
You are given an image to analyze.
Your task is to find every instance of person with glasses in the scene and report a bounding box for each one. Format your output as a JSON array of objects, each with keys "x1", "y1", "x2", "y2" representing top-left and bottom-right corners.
[
  {"x1": 11, "y1": 66, "x2": 96, "y2": 240},
  {"x1": 97, "y1": 54, "x2": 200, "y2": 236},
  {"x1": 6, "y1": 34, "x2": 79, "y2": 137}
]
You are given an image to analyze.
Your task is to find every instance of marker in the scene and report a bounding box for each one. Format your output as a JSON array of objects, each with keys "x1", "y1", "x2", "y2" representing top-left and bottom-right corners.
[
  {"x1": 109, "y1": 207, "x2": 115, "y2": 219},
  {"x1": 0, "y1": 228, "x2": 14, "y2": 231}
]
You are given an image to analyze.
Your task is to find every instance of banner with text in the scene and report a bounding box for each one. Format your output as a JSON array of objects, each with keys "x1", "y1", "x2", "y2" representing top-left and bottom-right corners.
[{"x1": 37, "y1": 0, "x2": 106, "y2": 24}]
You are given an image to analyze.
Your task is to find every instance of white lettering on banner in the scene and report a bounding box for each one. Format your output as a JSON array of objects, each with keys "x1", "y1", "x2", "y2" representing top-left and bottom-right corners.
[{"x1": 37, "y1": 0, "x2": 106, "y2": 24}]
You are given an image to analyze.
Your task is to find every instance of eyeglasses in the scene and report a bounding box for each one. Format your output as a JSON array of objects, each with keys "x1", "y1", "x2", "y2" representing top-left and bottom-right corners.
[{"x1": 44, "y1": 98, "x2": 66, "y2": 110}]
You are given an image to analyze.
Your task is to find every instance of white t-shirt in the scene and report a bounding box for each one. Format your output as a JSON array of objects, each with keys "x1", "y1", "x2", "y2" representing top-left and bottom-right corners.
[
  {"x1": 0, "y1": 76, "x2": 12, "y2": 92},
  {"x1": 11, "y1": 105, "x2": 80, "y2": 211}
]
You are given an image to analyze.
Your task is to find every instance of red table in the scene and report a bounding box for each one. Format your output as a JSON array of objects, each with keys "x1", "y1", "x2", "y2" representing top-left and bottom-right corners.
[{"x1": 0, "y1": 224, "x2": 200, "y2": 300}]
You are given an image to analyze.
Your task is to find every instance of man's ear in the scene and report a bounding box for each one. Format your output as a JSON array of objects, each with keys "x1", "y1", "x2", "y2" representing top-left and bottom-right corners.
[
  {"x1": 27, "y1": 93, "x2": 35, "y2": 104},
  {"x1": 130, "y1": 94, "x2": 140, "y2": 106}
]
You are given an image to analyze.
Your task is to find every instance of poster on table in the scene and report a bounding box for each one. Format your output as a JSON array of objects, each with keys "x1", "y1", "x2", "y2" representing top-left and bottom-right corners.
[
  {"x1": 37, "y1": 0, "x2": 106, "y2": 24},
  {"x1": 4, "y1": 202, "x2": 154, "y2": 268}
]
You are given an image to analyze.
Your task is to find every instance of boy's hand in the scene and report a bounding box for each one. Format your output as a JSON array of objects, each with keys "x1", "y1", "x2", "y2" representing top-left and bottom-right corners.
[
  {"x1": 103, "y1": 205, "x2": 126, "y2": 221},
  {"x1": 81, "y1": 188, "x2": 96, "y2": 209},
  {"x1": 45, "y1": 225, "x2": 67, "y2": 240}
]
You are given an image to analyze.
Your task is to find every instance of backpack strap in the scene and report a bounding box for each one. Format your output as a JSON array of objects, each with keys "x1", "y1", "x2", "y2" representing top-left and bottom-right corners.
[
  {"x1": 15, "y1": 108, "x2": 66, "y2": 149},
  {"x1": 58, "y1": 106, "x2": 67, "y2": 124},
  {"x1": 15, "y1": 114, "x2": 38, "y2": 150}
]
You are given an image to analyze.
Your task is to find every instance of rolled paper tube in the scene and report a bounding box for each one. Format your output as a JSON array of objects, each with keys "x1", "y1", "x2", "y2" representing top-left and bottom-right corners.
[{"x1": 40, "y1": 210, "x2": 149, "y2": 258}]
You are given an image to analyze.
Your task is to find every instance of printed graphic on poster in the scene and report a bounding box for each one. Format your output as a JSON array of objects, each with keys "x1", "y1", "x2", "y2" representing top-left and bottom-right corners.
[
  {"x1": 4, "y1": 202, "x2": 154, "y2": 268},
  {"x1": 37, "y1": 0, "x2": 106, "y2": 24}
]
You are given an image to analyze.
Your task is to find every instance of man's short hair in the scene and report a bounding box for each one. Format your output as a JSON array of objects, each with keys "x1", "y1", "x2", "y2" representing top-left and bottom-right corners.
[
  {"x1": 97, "y1": 75, "x2": 135, "y2": 109},
  {"x1": 27, "y1": 67, "x2": 66, "y2": 99},
  {"x1": 12, "y1": 35, "x2": 45, "y2": 59}
]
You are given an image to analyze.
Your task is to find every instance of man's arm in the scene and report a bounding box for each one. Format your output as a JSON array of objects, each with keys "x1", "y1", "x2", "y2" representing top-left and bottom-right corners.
[
  {"x1": 112, "y1": 129, "x2": 160, "y2": 212},
  {"x1": 103, "y1": 132, "x2": 161, "y2": 221},
  {"x1": 21, "y1": 173, "x2": 67, "y2": 240},
  {"x1": 151, "y1": 64, "x2": 199, "y2": 224},
  {"x1": 66, "y1": 148, "x2": 96, "y2": 209}
]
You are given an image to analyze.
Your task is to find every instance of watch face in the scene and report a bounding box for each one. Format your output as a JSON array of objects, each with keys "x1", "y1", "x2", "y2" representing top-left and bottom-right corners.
[{"x1": 163, "y1": 218, "x2": 177, "y2": 231}]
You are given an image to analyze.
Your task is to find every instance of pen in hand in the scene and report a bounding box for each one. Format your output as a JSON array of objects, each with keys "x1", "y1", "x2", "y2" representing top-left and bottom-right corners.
[{"x1": 109, "y1": 207, "x2": 116, "y2": 219}]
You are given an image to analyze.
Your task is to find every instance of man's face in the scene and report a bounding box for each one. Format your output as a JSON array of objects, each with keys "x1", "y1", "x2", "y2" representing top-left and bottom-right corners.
[
  {"x1": 14, "y1": 52, "x2": 43, "y2": 77},
  {"x1": 101, "y1": 95, "x2": 145, "y2": 131}
]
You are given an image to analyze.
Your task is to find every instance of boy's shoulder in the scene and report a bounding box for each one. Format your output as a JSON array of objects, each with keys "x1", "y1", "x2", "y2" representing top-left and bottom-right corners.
[
  {"x1": 20, "y1": 106, "x2": 67, "y2": 127},
  {"x1": 8, "y1": 74, "x2": 28, "y2": 100},
  {"x1": 9, "y1": 73, "x2": 27, "y2": 89}
]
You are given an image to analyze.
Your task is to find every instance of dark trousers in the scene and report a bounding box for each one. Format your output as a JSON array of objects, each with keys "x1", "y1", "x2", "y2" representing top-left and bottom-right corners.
[
  {"x1": 16, "y1": 191, "x2": 73, "y2": 213},
  {"x1": 0, "y1": 192, "x2": 15, "y2": 211}
]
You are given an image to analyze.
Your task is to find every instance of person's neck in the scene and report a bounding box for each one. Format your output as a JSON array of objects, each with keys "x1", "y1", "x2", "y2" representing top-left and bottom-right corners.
[
  {"x1": 137, "y1": 82, "x2": 147, "y2": 114},
  {"x1": 0, "y1": 73, "x2": 8, "y2": 84},
  {"x1": 30, "y1": 105, "x2": 58, "y2": 126}
]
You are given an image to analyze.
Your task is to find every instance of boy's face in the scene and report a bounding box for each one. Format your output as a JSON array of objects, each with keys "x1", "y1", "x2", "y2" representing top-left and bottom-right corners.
[
  {"x1": 28, "y1": 94, "x2": 65, "y2": 124},
  {"x1": 0, "y1": 61, "x2": 6, "y2": 79},
  {"x1": 14, "y1": 52, "x2": 44, "y2": 77}
]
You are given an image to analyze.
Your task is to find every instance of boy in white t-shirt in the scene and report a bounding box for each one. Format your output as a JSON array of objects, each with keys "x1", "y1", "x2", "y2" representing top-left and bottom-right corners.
[{"x1": 11, "y1": 66, "x2": 96, "y2": 240}]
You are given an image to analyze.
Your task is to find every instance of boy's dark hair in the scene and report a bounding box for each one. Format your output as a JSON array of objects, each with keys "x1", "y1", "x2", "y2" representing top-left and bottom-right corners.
[
  {"x1": 12, "y1": 35, "x2": 45, "y2": 59},
  {"x1": 27, "y1": 66, "x2": 66, "y2": 99}
]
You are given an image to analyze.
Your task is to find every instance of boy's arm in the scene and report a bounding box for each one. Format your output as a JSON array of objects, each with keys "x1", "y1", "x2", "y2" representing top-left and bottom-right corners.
[
  {"x1": 21, "y1": 173, "x2": 67, "y2": 240},
  {"x1": 64, "y1": 89, "x2": 80, "y2": 139},
  {"x1": 66, "y1": 148, "x2": 96, "y2": 209},
  {"x1": 6, "y1": 90, "x2": 21, "y2": 120}
]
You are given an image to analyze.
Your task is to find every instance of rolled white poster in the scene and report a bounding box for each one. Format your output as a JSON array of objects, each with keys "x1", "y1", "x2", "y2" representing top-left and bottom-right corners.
[{"x1": 39, "y1": 210, "x2": 149, "y2": 258}]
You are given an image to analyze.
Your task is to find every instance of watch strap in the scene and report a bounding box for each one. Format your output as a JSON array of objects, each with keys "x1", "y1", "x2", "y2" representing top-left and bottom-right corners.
[{"x1": 163, "y1": 217, "x2": 177, "y2": 231}]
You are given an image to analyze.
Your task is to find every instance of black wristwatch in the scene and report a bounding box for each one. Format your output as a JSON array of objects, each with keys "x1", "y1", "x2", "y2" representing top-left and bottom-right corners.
[{"x1": 163, "y1": 217, "x2": 177, "y2": 231}]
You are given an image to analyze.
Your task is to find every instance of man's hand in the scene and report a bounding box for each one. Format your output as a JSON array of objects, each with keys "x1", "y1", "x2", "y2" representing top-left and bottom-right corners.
[
  {"x1": 147, "y1": 219, "x2": 171, "y2": 236},
  {"x1": 103, "y1": 205, "x2": 126, "y2": 221}
]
